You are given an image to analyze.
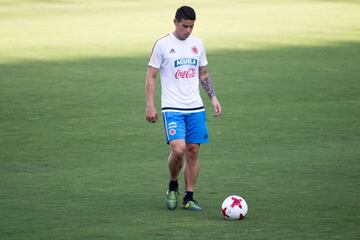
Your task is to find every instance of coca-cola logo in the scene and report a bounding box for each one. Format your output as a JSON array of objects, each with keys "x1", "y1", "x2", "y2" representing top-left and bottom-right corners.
[{"x1": 175, "y1": 68, "x2": 196, "y2": 79}]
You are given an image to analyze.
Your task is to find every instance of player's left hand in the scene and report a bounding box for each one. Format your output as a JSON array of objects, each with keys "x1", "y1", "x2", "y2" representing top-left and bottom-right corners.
[{"x1": 211, "y1": 96, "x2": 222, "y2": 117}]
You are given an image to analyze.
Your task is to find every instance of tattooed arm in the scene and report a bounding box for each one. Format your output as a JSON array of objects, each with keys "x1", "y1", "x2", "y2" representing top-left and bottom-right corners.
[
  {"x1": 199, "y1": 66, "x2": 216, "y2": 99},
  {"x1": 199, "y1": 66, "x2": 222, "y2": 117}
]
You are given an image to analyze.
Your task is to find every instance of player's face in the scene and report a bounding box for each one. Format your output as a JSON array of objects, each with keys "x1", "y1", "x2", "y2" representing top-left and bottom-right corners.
[{"x1": 174, "y1": 19, "x2": 195, "y2": 40}]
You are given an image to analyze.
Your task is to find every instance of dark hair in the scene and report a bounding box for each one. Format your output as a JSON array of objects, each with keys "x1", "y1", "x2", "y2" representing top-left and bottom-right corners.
[{"x1": 175, "y1": 6, "x2": 196, "y2": 21}]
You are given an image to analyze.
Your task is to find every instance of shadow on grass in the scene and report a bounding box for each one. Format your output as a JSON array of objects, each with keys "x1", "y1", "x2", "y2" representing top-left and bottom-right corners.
[{"x1": 1, "y1": 42, "x2": 359, "y2": 156}]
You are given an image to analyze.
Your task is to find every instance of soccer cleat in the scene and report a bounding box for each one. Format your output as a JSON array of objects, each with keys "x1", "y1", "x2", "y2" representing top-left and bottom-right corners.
[
  {"x1": 181, "y1": 199, "x2": 202, "y2": 211},
  {"x1": 165, "y1": 190, "x2": 179, "y2": 210}
]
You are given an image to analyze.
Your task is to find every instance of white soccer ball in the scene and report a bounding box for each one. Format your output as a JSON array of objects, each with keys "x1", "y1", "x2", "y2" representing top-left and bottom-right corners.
[{"x1": 221, "y1": 195, "x2": 248, "y2": 220}]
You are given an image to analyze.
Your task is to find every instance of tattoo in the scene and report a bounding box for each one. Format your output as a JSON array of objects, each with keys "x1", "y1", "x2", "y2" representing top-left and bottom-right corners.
[{"x1": 200, "y1": 73, "x2": 216, "y2": 99}]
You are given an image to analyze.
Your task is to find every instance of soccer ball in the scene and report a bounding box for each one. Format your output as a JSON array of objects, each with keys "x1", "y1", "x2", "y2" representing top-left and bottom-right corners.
[{"x1": 221, "y1": 195, "x2": 248, "y2": 220}]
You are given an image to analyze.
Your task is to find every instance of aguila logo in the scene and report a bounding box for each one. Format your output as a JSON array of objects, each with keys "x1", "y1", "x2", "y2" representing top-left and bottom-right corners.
[{"x1": 175, "y1": 68, "x2": 196, "y2": 79}]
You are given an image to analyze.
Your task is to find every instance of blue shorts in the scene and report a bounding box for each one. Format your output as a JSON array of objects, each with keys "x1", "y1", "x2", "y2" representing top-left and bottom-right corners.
[{"x1": 162, "y1": 111, "x2": 208, "y2": 144}]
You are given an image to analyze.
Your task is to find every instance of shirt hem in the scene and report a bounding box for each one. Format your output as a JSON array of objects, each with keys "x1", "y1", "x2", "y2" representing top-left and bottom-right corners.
[{"x1": 161, "y1": 106, "x2": 205, "y2": 113}]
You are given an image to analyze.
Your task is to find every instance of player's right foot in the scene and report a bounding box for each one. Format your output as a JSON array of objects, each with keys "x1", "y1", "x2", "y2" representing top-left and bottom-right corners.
[{"x1": 165, "y1": 189, "x2": 179, "y2": 210}]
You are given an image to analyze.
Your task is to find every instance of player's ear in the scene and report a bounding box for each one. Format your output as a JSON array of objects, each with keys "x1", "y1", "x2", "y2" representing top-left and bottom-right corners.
[{"x1": 173, "y1": 19, "x2": 177, "y2": 25}]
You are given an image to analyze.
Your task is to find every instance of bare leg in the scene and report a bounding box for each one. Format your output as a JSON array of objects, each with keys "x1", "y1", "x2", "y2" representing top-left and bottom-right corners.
[
  {"x1": 165, "y1": 139, "x2": 186, "y2": 210},
  {"x1": 168, "y1": 139, "x2": 186, "y2": 181},
  {"x1": 184, "y1": 143, "x2": 200, "y2": 192}
]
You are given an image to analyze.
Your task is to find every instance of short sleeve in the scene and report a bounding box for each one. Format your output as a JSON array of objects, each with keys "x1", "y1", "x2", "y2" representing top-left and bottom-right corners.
[
  {"x1": 148, "y1": 41, "x2": 163, "y2": 69},
  {"x1": 199, "y1": 40, "x2": 208, "y2": 67}
]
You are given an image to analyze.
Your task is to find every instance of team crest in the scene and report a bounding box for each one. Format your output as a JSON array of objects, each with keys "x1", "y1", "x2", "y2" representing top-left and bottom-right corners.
[
  {"x1": 169, "y1": 129, "x2": 176, "y2": 136},
  {"x1": 191, "y1": 46, "x2": 198, "y2": 54}
]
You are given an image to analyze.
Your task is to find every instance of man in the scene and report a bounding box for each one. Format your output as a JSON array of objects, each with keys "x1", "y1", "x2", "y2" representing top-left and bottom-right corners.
[{"x1": 145, "y1": 6, "x2": 221, "y2": 211}]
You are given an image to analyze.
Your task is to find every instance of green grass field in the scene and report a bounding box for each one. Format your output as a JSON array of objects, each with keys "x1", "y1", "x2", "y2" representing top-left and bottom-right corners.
[{"x1": 1, "y1": 0, "x2": 360, "y2": 239}]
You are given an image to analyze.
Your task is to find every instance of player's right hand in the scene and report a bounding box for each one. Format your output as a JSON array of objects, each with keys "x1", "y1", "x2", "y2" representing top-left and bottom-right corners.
[{"x1": 146, "y1": 106, "x2": 158, "y2": 123}]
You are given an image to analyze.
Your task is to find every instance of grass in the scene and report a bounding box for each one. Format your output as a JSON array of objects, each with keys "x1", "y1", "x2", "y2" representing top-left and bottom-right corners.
[{"x1": 1, "y1": 0, "x2": 360, "y2": 239}]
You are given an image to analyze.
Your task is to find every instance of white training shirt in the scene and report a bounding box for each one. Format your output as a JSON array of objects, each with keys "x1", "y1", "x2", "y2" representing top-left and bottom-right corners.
[{"x1": 148, "y1": 33, "x2": 208, "y2": 112}]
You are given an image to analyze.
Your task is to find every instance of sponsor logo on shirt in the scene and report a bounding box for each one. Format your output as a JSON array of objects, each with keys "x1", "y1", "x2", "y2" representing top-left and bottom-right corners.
[
  {"x1": 175, "y1": 68, "x2": 196, "y2": 79},
  {"x1": 174, "y1": 58, "x2": 198, "y2": 68}
]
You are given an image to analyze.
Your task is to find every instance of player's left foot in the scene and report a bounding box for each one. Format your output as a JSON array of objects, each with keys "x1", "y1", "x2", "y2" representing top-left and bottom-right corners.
[{"x1": 181, "y1": 199, "x2": 202, "y2": 211}]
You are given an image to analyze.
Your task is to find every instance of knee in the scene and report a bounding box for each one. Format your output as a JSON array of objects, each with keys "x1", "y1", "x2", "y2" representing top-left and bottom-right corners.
[
  {"x1": 186, "y1": 144, "x2": 198, "y2": 154},
  {"x1": 186, "y1": 144, "x2": 199, "y2": 161},
  {"x1": 170, "y1": 141, "x2": 186, "y2": 158},
  {"x1": 172, "y1": 145, "x2": 186, "y2": 157}
]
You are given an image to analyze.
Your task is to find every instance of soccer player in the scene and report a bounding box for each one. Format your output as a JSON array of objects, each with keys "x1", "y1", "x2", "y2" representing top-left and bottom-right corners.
[{"x1": 145, "y1": 6, "x2": 222, "y2": 211}]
